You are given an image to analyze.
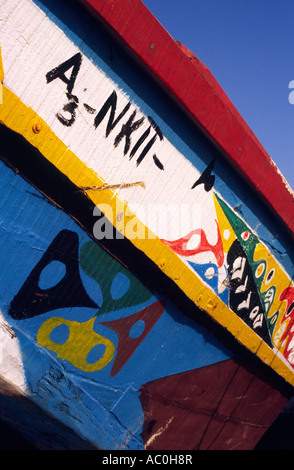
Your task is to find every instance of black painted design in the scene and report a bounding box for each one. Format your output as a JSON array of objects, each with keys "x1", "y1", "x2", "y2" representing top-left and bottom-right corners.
[
  {"x1": 227, "y1": 239, "x2": 272, "y2": 346},
  {"x1": 83, "y1": 103, "x2": 96, "y2": 114},
  {"x1": 9, "y1": 230, "x2": 97, "y2": 320},
  {"x1": 153, "y1": 154, "x2": 164, "y2": 170},
  {"x1": 191, "y1": 159, "x2": 215, "y2": 192}
]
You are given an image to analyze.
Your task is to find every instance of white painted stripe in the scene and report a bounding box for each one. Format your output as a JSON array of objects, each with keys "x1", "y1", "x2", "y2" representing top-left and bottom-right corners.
[
  {"x1": 1, "y1": 0, "x2": 220, "y2": 259},
  {"x1": 0, "y1": 311, "x2": 26, "y2": 391}
]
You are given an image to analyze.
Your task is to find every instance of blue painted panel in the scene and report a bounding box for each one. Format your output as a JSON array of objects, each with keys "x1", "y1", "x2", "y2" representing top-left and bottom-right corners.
[{"x1": 0, "y1": 160, "x2": 232, "y2": 449}]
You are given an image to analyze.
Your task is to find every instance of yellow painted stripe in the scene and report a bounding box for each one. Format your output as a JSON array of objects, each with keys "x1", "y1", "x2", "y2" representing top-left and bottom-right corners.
[{"x1": 1, "y1": 84, "x2": 293, "y2": 386}]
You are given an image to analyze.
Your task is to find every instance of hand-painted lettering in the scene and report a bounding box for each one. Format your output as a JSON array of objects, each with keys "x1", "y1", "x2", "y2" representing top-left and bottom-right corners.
[{"x1": 46, "y1": 55, "x2": 165, "y2": 169}]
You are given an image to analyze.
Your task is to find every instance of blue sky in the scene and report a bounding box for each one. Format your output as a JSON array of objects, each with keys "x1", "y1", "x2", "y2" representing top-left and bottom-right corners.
[{"x1": 142, "y1": 0, "x2": 294, "y2": 190}]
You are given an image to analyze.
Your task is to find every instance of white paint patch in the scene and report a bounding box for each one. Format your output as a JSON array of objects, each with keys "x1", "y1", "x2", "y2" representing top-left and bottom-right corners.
[
  {"x1": 145, "y1": 416, "x2": 174, "y2": 449},
  {"x1": 186, "y1": 233, "x2": 201, "y2": 251},
  {"x1": 223, "y1": 229, "x2": 231, "y2": 240},
  {"x1": 0, "y1": 311, "x2": 26, "y2": 391},
  {"x1": 205, "y1": 266, "x2": 215, "y2": 280}
]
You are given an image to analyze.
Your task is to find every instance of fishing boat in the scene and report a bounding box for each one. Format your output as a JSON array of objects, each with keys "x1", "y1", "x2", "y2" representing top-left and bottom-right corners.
[{"x1": 0, "y1": 0, "x2": 293, "y2": 450}]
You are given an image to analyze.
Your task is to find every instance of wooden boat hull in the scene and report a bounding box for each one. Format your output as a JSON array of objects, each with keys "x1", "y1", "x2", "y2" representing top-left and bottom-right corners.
[{"x1": 0, "y1": 157, "x2": 290, "y2": 450}]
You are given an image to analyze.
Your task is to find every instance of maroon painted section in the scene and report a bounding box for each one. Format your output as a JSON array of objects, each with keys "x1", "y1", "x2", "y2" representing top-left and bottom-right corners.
[
  {"x1": 139, "y1": 358, "x2": 288, "y2": 450},
  {"x1": 77, "y1": 0, "x2": 294, "y2": 239},
  {"x1": 101, "y1": 300, "x2": 166, "y2": 376}
]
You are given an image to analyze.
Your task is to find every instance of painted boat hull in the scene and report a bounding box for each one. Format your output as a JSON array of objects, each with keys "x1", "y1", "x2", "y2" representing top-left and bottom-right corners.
[{"x1": 0, "y1": 0, "x2": 293, "y2": 450}]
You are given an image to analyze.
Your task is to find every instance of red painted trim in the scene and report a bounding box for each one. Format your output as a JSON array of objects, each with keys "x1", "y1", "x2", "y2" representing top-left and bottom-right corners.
[{"x1": 78, "y1": 0, "x2": 294, "y2": 239}]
